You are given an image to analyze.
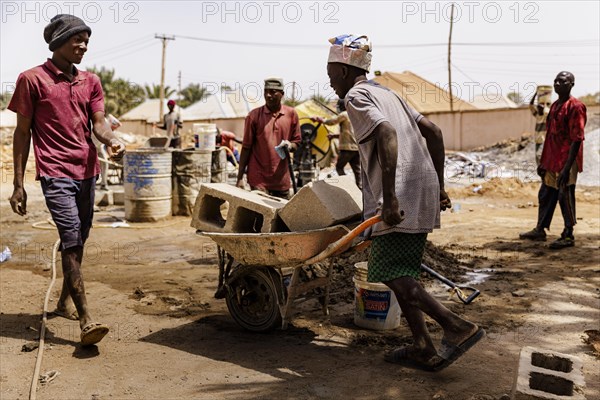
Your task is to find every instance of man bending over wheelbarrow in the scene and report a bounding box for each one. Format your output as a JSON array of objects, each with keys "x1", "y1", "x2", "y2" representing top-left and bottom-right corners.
[{"x1": 325, "y1": 34, "x2": 485, "y2": 371}]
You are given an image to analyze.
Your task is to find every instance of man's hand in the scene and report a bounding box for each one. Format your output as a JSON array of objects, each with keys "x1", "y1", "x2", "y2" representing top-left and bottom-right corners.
[
  {"x1": 10, "y1": 187, "x2": 27, "y2": 216},
  {"x1": 236, "y1": 178, "x2": 245, "y2": 189},
  {"x1": 537, "y1": 165, "x2": 546, "y2": 178},
  {"x1": 440, "y1": 189, "x2": 452, "y2": 211},
  {"x1": 310, "y1": 116, "x2": 324, "y2": 123},
  {"x1": 107, "y1": 138, "x2": 126, "y2": 161},
  {"x1": 381, "y1": 197, "x2": 403, "y2": 226},
  {"x1": 557, "y1": 167, "x2": 569, "y2": 188}
]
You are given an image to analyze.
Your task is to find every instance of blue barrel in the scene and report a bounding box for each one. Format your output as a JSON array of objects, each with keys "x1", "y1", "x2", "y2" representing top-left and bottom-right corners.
[{"x1": 124, "y1": 150, "x2": 173, "y2": 222}]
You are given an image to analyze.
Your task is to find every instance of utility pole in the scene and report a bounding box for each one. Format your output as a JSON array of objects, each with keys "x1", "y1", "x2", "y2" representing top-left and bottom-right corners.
[
  {"x1": 155, "y1": 34, "x2": 175, "y2": 123},
  {"x1": 447, "y1": 3, "x2": 455, "y2": 112},
  {"x1": 177, "y1": 70, "x2": 182, "y2": 102}
]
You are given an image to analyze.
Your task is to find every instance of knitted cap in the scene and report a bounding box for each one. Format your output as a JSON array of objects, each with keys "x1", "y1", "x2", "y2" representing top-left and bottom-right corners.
[{"x1": 44, "y1": 14, "x2": 91, "y2": 51}]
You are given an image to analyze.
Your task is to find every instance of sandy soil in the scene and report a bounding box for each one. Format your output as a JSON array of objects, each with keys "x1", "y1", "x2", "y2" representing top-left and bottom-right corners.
[{"x1": 1, "y1": 174, "x2": 599, "y2": 400}]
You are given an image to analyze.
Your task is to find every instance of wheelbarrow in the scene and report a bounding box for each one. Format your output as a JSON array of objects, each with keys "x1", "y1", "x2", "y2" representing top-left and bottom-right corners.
[
  {"x1": 202, "y1": 215, "x2": 481, "y2": 332},
  {"x1": 202, "y1": 216, "x2": 381, "y2": 332}
]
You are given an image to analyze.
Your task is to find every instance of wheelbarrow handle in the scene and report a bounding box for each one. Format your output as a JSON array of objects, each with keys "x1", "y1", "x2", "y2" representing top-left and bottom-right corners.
[{"x1": 303, "y1": 215, "x2": 382, "y2": 265}]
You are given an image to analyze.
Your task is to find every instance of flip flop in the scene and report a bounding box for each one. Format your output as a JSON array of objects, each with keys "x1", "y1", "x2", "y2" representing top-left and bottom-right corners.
[
  {"x1": 435, "y1": 327, "x2": 486, "y2": 371},
  {"x1": 80, "y1": 322, "x2": 109, "y2": 346},
  {"x1": 51, "y1": 308, "x2": 79, "y2": 321},
  {"x1": 384, "y1": 346, "x2": 444, "y2": 372}
]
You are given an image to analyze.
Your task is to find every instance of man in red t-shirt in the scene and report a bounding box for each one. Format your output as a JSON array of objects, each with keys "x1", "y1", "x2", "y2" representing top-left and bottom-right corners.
[
  {"x1": 236, "y1": 77, "x2": 301, "y2": 199},
  {"x1": 520, "y1": 71, "x2": 586, "y2": 249},
  {"x1": 8, "y1": 14, "x2": 125, "y2": 345}
]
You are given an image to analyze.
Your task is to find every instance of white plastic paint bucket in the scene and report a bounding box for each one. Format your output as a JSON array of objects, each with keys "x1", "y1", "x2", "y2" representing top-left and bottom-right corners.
[
  {"x1": 353, "y1": 262, "x2": 401, "y2": 330},
  {"x1": 193, "y1": 123, "x2": 217, "y2": 151}
]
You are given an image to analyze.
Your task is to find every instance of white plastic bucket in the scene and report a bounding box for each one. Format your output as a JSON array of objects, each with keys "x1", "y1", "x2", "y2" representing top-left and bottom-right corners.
[
  {"x1": 353, "y1": 262, "x2": 401, "y2": 330},
  {"x1": 193, "y1": 123, "x2": 217, "y2": 151}
]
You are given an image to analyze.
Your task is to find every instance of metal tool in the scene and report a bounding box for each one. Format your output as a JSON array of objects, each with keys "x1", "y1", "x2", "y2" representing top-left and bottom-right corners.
[
  {"x1": 421, "y1": 263, "x2": 481, "y2": 305},
  {"x1": 274, "y1": 141, "x2": 298, "y2": 194}
]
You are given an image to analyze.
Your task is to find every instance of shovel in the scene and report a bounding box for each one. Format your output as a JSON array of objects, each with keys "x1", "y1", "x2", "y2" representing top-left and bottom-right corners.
[
  {"x1": 421, "y1": 263, "x2": 480, "y2": 305},
  {"x1": 275, "y1": 141, "x2": 298, "y2": 194}
]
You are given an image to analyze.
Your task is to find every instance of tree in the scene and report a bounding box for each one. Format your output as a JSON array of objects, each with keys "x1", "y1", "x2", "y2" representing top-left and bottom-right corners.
[
  {"x1": 144, "y1": 84, "x2": 175, "y2": 99},
  {"x1": 507, "y1": 91, "x2": 524, "y2": 105},
  {"x1": 0, "y1": 91, "x2": 12, "y2": 110},
  {"x1": 87, "y1": 66, "x2": 145, "y2": 117},
  {"x1": 579, "y1": 91, "x2": 600, "y2": 106},
  {"x1": 178, "y1": 83, "x2": 208, "y2": 108}
]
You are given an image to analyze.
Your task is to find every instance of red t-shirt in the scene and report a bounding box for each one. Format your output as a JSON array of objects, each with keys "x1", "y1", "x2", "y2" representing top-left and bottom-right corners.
[
  {"x1": 8, "y1": 59, "x2": 104, "y2": 180},
  {"x1": 219, "y1": 130, "x2": 237, "y2": 152},
  {"x1": 242, "y1": 105, "x2": 301, "y2": 191},
  {"x1": 540, "y1": 97, "x2": 586, "y2": 173}
]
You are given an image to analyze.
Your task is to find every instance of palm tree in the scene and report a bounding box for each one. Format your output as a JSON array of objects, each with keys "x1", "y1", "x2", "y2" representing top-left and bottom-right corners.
[
  {"x1": 87, "y1": 66, "x2": 145, "y2": 116},
  {"x1": 178, "y1": 83, "x2": 208, "y2": 108},
  {"x1": 144, "y1": 84, "x2": 176, "y2": 99}
]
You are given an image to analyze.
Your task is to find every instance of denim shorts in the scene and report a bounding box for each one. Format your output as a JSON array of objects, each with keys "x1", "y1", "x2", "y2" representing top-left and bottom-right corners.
[{"x1": 40, "y1": 176, "x2": 96, "y2": 250}]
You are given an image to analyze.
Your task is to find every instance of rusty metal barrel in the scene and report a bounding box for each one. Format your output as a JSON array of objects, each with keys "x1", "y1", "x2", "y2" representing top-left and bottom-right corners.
[
  {"x1": 172, "y1": 149, "x2": 212, "y2": 216},
  {"x1": 124, "y1": 149, "x2": 173, "y2": 222}
]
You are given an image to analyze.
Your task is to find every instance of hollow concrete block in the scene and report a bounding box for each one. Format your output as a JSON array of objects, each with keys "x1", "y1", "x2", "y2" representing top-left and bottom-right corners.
[
  {"x1": 512, "y1": 346, "x2": 586, "y2": 400},
  {"x1": 279, "y1": 175, "x2": 362, "y2": 231},
  {"x1": 191, "y1": 183, "x2": 288, "y2": 233}
]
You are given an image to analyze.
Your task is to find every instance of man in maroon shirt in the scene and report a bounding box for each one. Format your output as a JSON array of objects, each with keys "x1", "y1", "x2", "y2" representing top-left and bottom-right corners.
[
  {"x1": 8, "y1": 14, "x2": 125, "y2": 346},
  {"x1": 519, "y1": 71, "x2": 586, "y2": 249},
  {"x1": 236, "y1": 77, "x2": 301, "y2": 199}
]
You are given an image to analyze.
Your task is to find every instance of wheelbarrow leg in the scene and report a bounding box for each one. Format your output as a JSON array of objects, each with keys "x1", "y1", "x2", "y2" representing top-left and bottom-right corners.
[
  {"x1": 280, "y1": 267, "x2": 301, "y2": 329},
  {"x1": 321, "y1": 259, "x2": 334, "y2": 317}
]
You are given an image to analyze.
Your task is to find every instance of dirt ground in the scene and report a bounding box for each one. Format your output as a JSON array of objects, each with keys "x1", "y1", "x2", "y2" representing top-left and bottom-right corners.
[{"x1": 1, "y1": 173, "x2": 599, "y2": 400}]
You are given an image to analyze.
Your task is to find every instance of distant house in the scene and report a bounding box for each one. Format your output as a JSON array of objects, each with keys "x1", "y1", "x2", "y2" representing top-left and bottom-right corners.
[
  {"x1": 373, "y1": 71, "x2": 477, "y2": 113},
  {"x1": 183, "y1": 89, "x2": 265, "y2": 139},
  {"x1": 0, "y1": 109, "x2": 17, "y2": 128},
  {"x1": 471, "y1": 94, "x2": 519, "y2": 110},
  {"x1": 119, "y1": 99, "x2": 184, "y2": 137},
  {"x1": 373, "y1": 70, "x2": 534, "y2": 150}
]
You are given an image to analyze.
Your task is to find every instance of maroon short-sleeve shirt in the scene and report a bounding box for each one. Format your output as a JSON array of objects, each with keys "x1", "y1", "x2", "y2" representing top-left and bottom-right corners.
[
  {"x1": 540, "y1": 97, "x2": 586, "y2": 173},
  {"x1": 8, "y1": 59, "x2": 104, "y2": 180},
  {"x1": 242, "y1": 105, "x2": 301, "y2": 191}
]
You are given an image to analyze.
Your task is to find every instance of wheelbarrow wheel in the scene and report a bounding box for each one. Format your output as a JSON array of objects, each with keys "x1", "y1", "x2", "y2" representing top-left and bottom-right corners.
[{"x1": 225, "y1": 267, "x2": 284, "y2": 332}]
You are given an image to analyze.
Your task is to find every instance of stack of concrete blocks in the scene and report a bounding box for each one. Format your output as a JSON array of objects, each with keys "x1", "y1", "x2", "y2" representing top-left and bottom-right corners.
[
  {"x1": 278, "y1": 175, "x2": 363, "y2": 231},
  {"x1": 512, "y1": 346, "x2": 586, "y2": 400},
  {"x1": 191, "y1": 183, "x2": 288, "y2": 233}
]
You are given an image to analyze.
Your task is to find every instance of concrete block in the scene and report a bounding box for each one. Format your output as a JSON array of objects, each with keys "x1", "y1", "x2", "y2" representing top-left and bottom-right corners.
[
  {"x1": 279, "y1": 175, "x2": 362, "y2": 231},
  {"x1": 512, "y1": 346, "x2": 585, "y2": 400},
  {"x1": 95, "y1": 189, "x2": 113, "y2": 206},
  {"x1": 191, "y1": 183, "x2": 288, "y2": 233},
  {"x1": 113, "y1": 189, "x2": 124, "y2": 205}
]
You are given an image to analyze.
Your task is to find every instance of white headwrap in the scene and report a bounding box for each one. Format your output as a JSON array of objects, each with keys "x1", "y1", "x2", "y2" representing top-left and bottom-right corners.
[{"x1": 327, "y1": 34, "x2": 372, "y2": 72}]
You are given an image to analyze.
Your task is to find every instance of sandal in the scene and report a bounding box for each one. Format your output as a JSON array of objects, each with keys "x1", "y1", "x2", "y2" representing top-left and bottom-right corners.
[{"x1": 384, "y1": 346, "x2": 443, "y2": 372}]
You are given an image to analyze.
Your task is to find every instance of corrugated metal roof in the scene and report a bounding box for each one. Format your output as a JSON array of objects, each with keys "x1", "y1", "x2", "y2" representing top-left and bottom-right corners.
[
  {"x1": 373, "y1": 71, "x2": 477, "y2": 113},
  {"x1": 0, "y1": 109, "x2": 17, "y2": 128},
  {"x1": 184, "y1": 89, "x2": 265, "y2": 120},
  {"x1": 119, "y1": 99, "x2": 183, "y2": 123},
  {"x1": 471, "y1": 94, "x2": 519, "y2": 109}
]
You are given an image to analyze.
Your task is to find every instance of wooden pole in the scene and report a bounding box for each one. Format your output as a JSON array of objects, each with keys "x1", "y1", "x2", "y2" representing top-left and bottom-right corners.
[
  {"x1": 155, "y1": 34, "x2": 175, "y2": 123},
  {"x1": 448, "y1": 3, "x2": 455, "y2": 112}
]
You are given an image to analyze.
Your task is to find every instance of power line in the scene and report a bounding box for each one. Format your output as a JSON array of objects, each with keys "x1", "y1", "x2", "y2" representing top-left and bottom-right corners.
[{"x1": 173, "y1": 34, "x2": 598, "y2": 49}]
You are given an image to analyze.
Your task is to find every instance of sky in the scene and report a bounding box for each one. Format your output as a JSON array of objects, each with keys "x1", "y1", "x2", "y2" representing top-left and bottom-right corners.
[{"x1": 1, "y1": 0, "x2": 599, "y2": 105}]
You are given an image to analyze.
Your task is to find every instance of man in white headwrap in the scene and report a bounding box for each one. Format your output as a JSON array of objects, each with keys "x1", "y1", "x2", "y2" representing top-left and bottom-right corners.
[{"x1": 326, "y1": 34, "x2": 484, "y2": 371}]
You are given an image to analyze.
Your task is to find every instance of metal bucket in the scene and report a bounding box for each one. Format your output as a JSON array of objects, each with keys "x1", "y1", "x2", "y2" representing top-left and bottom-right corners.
[
  {"x1": 124, "y1": 149, "x2": 173, "y2": 222},
  {"x1": 172, "y1": 149, "x2": 212, "y2": 216}
]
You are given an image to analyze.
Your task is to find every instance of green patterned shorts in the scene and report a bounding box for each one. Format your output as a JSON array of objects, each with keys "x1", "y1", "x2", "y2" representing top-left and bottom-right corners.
[{"x1": 367, "y1": 232, "x2": 428, "y2": 282}]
